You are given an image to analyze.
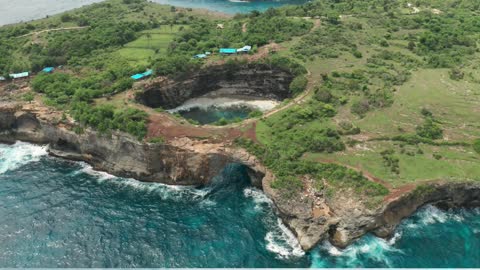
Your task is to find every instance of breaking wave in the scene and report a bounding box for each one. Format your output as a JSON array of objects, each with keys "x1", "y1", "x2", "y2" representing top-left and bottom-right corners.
[
  {"x1": 311, "y1": 205, "x2": 480, "y2": 268},
  {"x1": 242, "y1": 187, "x2": 304, "y2": 259},
  {"x1": 265, "y1": 218, "x2": 305, "y2": 259},
  {"x1": 0, "y1": 142, "x2": 48, "y2": 174},
  {"x1": 77, "y1": 162, "x2": 211, "y2": 202}
]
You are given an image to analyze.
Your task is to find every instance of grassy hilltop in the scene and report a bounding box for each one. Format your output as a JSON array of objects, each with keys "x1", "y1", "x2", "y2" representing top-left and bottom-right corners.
[{"x1": 1, "y1": 0, "x2": 480, "y2": 205}]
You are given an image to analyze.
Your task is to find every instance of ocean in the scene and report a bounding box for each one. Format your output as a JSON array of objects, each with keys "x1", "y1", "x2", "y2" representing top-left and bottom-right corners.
[
  {"x1": 1, "y1": 0, "x2": 480, "y2": 267},
  {"x1": 0, "y1": 142, "x2": 479, "y2": 267}
]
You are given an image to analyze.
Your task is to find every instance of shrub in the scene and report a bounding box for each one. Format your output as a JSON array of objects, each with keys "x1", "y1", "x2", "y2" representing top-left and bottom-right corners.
[
  {"x1": 149, "y1": 136, "x2": 165, "y2": 144},
  {"x1": 315, "y1": 86, "x2": 333, "y2": 103},
  {"x1": 416, "y1": 119, "x2": 443, "y2": 140},
  {"x1": 449, "y1": 68, "x2": 464, "y2": 81},
  {"x1": 420, "y1": 108, "x2": 433, "y2": 117},
  {"x1": 351, "y1": 100, "x2": 370, "y2": 117},
  {"x1": 473, "y1": 139, "x2": 480, "y2": 154},
  {"x1": 352, "y1": 50, "x2": 363, "y2": 58},
  {"x1": 289, "y1": 75, "x2": 308, "y2": 96}
]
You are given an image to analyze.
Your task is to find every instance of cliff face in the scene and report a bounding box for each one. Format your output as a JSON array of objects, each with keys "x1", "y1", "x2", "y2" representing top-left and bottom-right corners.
[
  {"x1": 0, "y1": 102, "x2": 267, "y2": 187},
  {"x1": 1, "y1": 102, "x2": 479, "y2": 252},
  {"x1": 136, "y1": 64, "x2": 295, "y2": 109},
  {"x1": 263, "y1": 173, "x2": 480, "y2": 250}
]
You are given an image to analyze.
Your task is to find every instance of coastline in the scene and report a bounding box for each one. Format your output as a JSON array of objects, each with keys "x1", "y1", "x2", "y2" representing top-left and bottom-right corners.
[{"x1": 1, "y1": 101, "x2": 479, "y2": 252}]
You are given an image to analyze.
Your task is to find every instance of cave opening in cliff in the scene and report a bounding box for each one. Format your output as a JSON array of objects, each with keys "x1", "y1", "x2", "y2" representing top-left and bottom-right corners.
[{"x1": 135, "y1": 63, "x2": 295, "y2": 125}]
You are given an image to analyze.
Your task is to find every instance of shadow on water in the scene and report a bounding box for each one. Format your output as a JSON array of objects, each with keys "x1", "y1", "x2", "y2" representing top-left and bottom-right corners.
[{"x1": 0, "y1": 145, "x2": 309, "y2": 268}]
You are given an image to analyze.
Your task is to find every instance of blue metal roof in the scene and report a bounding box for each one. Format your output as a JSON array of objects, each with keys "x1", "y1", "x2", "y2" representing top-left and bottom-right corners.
[
  {"x1": 131, "y1": 74, "x2": 144, "y2": 80},
  {"x1": 42, "y1": 67, "x2": 54, "y2": 73},
  {"x1": 220, "y1": 48, "x2": 237, "y2": 54}
]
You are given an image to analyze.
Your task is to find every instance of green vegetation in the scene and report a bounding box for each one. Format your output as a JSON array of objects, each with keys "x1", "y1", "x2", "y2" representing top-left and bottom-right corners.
[
  {"x1": 2, "y1": 0, "x2": 480, "y2": 204},
  {"x1": 474, "y1": 139, "x2": 480, "y2": 154}
]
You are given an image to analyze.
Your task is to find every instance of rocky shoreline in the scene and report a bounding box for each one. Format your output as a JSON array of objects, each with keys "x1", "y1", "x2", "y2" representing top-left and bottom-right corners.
[{"x1": 1, "y1": 102, "x2": 479, "y2": 252}]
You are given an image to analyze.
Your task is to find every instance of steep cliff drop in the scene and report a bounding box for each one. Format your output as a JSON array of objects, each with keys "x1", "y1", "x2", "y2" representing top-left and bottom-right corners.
[
  {"x1": 135, "y1": 63, "x2": 294, "y2": 124},
  {"x1": 0, "y1": 101, "x2": 479, "y2": 253}
]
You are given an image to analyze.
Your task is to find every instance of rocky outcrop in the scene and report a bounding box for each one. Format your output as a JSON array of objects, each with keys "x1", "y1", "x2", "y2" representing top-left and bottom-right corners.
[
  {"x1": 0, "y1": 102, "x2": 267, "y2": 187},
  {"x1": 136, "y1": 63, "x2": 295, "y2": 109},
  {"x1": 262, "y1": 175, "x2": 480, "y2": 251}
]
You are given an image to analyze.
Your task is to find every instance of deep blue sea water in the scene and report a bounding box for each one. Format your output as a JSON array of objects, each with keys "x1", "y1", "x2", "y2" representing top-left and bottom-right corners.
[{"x1": 0, "y1": 142, "x2": 479, "y2": 267}]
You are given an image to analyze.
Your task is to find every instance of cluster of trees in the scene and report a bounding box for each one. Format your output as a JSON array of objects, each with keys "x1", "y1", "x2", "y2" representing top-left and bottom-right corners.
[
  {"x1": 235, "y1": 137, "x2": 388, "y2": 198},
  {"x1": 31, "y1": 68, "x2": 147, "y2": 138},
  {"x1": 71, "y1": 103, "x2": 148, "y2": 139},
  {"x1": 172, "y1": 9, "x2": 312, "y2": 51}
]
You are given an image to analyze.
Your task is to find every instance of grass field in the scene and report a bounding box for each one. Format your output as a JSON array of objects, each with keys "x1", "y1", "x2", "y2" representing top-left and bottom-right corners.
[
  {"x1": 116, "y1": 25, "x2": 186, "y2": 66},
  {"x1": 256, "y1": 14, "x2": 480, "y2": 188}
]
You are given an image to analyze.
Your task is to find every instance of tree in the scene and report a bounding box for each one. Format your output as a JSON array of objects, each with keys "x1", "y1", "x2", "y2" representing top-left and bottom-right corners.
[{"x1": 145, "y1": 33, "x2": 152, "y2": 49}]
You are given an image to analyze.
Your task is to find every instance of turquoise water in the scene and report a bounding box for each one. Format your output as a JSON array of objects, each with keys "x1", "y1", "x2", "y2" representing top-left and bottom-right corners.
[
  {"x1": 152, "y1": 0, "x2": 310, "y2": 14},
  {"x1": 177, "y1": 105, "x2": 253, "y2": 124},
  {"x1": 0, "y1": 0, "x2": 309, "y2": 26},
  {"x1": 0, "y1": 142, "x2": 479, "y2": 267}
]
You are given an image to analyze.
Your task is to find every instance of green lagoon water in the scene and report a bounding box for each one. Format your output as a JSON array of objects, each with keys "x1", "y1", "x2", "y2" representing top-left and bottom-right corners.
[
  {"x1": 0, "y1": 142, "x2": 479, "y2": 267},
  {"x1": 177, "y1": 105, "x2": 253, "y2": 124}
]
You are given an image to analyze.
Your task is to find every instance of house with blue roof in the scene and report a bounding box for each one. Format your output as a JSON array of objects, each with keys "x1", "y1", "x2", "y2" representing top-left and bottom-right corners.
[
  {"x1": 42, "y1": 67, "x2": 55, "y2": 73},
  {"x1": 219, "y1": 48, "x2": 237, "y2": 54},
  {"x1": 131, "y1": 69, "x2": 153, "y2": 81}
]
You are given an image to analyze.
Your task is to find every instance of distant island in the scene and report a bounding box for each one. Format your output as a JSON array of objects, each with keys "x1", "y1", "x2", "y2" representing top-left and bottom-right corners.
[{"x1": 0, "y1": 0, "x2": 479, "y2": 251}]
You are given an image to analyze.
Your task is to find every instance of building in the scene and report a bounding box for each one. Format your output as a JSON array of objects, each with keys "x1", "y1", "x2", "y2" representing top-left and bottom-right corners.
[
  {"x1": 0, "y1": 76, "x2": 5, "y2": 81},
  {"x1": 42, "y1": 67, "x2": 55, "y2": 73},
  {"x1": 131, "y1": 69, "x2": 153, "y2": 81},
  {"x1": 9, "y1": 72, "x2": 29, "y2": 79},
  {"x1": 237, "y1": 45, "x2": 252, "y2": 53},
  {"x1": 194, "y1": 53, "x2": 207, "y2": 59},
  {"x1": 219, "y1": 48, "x2": 237, "y2": 54}
]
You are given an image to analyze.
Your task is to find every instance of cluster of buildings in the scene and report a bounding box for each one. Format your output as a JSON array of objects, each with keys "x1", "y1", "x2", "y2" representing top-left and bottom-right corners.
[
  {"x1": 0, "y1": 67, "x2": 55, "y2": 82},
  {"x1": 1, "y1": 45, "x2": 254, "y2": 83},
  {"x1": 193, "y1": 45, "x2": 252, "y2": 59}
]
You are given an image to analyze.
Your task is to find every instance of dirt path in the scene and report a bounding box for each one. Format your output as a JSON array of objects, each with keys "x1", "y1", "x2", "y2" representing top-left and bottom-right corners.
[
  {"x1": 242, "y1": 23, "x2": 247, "y2": 33},
  {"x1": 18, "y1": 26, "x2": 88, "y2": 38}
]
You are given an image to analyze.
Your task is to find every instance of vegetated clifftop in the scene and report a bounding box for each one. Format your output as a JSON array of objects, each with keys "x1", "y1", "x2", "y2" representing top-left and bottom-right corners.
[
  {"x1": 0, "y1": 102, "x2": 479, "y2": 252},
  {"x1": 0, "y1": 102, "x2": 267, "y2": 187},
  {"x1": 136, "y1": 63, "x2": 295, "y2": 109},
  {"x1": 264, "y1": 174, "x2": 480, "y2": 250}
]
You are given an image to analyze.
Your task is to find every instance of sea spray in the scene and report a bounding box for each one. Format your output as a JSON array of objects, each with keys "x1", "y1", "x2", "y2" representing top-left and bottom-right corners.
[
  {"x1": 243, "y1": 187, "x2": 305, "y2": 259},
  {"x1": 0, "y1": 142, "x2": 48, "y2": 174},
  {"x1": 311, "y1": 205, "x2": 480, "y2": 268},
  {"x1": 1, "y1": 142, "x2": 479, "y2": 267},
  {"x1": 78, "y1": 162, "x2": 211, "y2": 202}
]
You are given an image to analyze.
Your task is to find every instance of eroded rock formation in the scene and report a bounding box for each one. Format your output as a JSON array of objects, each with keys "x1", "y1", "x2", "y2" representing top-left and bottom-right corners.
[
  {"x1": 0, "y1": 101, "x2": 479, "y2": 252},
  {"x1": 136, "y1": 63, "x2": 295, "y2": 109}
]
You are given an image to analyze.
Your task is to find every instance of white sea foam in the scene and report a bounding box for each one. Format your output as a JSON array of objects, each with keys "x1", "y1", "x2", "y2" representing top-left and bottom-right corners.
[
  {"x1": 265, "y1": 218, "x2": 305, "y2": 259},
  {"x1": 78, "y1": 162, "x2": 211, "y2": 202},
  {"x1": 0, "y1": 142, "x2": 48, "y2": 174},
  {"x1": 417, "y1": 205, "x2": 448, "y2": 225},
  {"x1": 388, "y1": 232, "x2": 402, "y2": 245},
  {"x1": 168, "y1": 97, "x2": 280, "y2": 113},
  {"x1": 316, "y1": 235, "x2": 403, "y2": 267},
  {"x1": 243, "y1": 187, "x2": 272, "y2": 210}
]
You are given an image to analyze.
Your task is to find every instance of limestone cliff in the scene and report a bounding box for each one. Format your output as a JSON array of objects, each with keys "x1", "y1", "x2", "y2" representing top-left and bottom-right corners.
[
  {"x1": 0, "y1": 101, "x2": 479, "y2": 252},
  {"x1": 136, "y1": 63, "x2": 294, "y2": 109},
  {"x1": 0, "y1": 102, "x2": 267, "y2": 187}
]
